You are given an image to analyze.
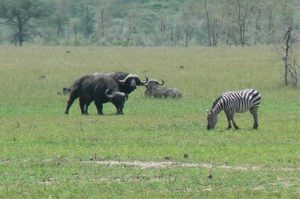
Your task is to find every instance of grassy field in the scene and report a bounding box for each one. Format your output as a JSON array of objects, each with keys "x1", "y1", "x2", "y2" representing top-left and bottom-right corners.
[{"x1": 0, "y1": 46, "x2": 299, "y2": 198}]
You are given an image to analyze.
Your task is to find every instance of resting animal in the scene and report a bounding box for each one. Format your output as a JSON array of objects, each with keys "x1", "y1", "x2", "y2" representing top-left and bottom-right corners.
[{"x1": 144, "y1": 79, "x2": 182, "y2": 98}]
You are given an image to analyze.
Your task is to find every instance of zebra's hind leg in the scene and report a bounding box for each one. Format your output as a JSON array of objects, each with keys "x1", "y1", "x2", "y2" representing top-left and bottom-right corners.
[
  {"x1": 250, "y1": 108, "x2": 259, "y2": 129},
  {"x1": 232, "y1": 117, "x2": 239, "y2": 129}
]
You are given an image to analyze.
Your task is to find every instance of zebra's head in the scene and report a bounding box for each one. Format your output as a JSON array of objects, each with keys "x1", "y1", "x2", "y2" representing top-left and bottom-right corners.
[{"x1": 207, "y1": 110, "x2": 218, "y2": 130}]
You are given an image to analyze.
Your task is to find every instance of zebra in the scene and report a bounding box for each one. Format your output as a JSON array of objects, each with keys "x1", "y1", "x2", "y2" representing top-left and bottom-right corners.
[{"x1": 207, "y1": 89, "x2": 261, "y2": 130}]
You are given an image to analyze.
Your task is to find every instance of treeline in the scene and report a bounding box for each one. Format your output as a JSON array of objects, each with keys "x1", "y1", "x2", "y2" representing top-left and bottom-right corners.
[{"x1": 0, "y1": 0, "x2": 299, "y2": 46}]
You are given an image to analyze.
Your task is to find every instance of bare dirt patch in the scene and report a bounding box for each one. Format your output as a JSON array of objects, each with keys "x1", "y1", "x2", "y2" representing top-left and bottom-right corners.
[{"x1": 85, "y1": 160, "x2": 300, "y2": 171}]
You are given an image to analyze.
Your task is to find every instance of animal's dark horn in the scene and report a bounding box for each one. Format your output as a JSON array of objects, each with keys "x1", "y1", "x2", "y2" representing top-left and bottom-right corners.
[
  {"x1": 105, "y1": 89, "x2": 113, "y2": 98},
  {"x1": 119, "y1": 74, "x2": 138, "y2": 83},
  {"x1": 159, "y1": 80, "x2": 164, "y2": 85},
  {"x1": 142, "y1": 76, "x2": 149, "y2": 85}
]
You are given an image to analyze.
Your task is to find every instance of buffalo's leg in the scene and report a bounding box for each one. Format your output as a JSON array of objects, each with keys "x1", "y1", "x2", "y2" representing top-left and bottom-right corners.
[
  {"x1": 116, "y1": 108, "x2": 123, "y2": 115},
  {"x1": 95, "y1": 100, "x2": 103, "y2": 115},
  {"x1": 79, "y1": 98, "x2": 87, "y2": 115},
  {"x1": 65, "y1": 92, "x2": 78, "y2": 114},
  {"x1": 85, "y1": 100, "x2": 93, "y2": 115}
]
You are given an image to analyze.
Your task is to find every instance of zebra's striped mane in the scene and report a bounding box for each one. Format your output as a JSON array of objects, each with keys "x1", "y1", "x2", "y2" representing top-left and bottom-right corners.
[{"x1": 211, "y1": 96, "x2": 222, "y2": 109}]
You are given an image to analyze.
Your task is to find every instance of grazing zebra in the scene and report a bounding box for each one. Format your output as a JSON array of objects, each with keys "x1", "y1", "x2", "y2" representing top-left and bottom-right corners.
[{"x1": 207, "y1": 89, "x2": 261, "y2": 130}]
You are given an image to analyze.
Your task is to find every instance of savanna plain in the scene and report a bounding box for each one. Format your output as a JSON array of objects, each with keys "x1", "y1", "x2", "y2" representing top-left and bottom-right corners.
[{"x1": 0, "y1": 46, "x2": 299, "y2": 198}]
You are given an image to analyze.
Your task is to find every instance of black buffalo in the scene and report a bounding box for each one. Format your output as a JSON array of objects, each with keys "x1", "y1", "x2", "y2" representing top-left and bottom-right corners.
[
  {"x1": 63, "y1": 74, "x2": 92, "y2": 95},
  {"x1": 144, "y1": 79, "x2": 182, "y2": 98},
  {"x1": 64, "y1": 74, "x2": 128, "y2": 115},
  {"x1": 94, "y1": 71, "x2": 148, "y2": 94}
]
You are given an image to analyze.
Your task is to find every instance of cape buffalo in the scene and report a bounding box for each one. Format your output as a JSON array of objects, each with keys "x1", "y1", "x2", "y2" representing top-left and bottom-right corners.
[
  {"x1": 64, "y1": 75, "x2": 128, "y2": 115},
  {"x1": 144, "y1": 79, "x2": 182, "y2": 98},
  {"x1": 94, "y1": 71, "x2": 148, "y2": 94}
]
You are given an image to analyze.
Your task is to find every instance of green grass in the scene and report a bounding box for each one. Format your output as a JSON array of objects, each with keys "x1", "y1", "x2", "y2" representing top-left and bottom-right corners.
[{"x1": 0, "y1": 46, "x2": 299, "y2": 198}]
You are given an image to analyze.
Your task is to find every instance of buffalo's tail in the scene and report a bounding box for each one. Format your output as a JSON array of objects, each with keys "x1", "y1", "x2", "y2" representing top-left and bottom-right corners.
[{"x1": 63, "y1": 87, "x2": 71, "y2": 95}]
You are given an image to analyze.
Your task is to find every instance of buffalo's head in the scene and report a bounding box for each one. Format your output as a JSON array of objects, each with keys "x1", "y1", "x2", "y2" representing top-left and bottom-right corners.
[
  {"x1": 105, "y1": 89, "x2": 128, "y2": 114},
  {"x1": 118, "y1": 74, "x2": 148, "y2": 93},
  {"x1": 144, "y1": 79, "x2": 164, "y2": 88}
]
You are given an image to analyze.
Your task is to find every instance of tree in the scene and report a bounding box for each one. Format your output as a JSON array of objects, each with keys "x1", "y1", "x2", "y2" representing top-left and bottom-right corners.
[
  {"x1": 69, "y1": 18, "x2": 81, "y2": 46},
  {"x1": 54, "y1": 0, "x2": 69, "y2": 38},
  {"x1": 281, "y1": 26, "x2": 299, "y2": 86},
  {"x1": 203, "y1": 0, "x2": 222, "y2": 46},
  {"x1": 83, "y1": 0, "x2": 95, "y2": 40},
  {"x1": 0, "y1": 0, "x2": 54, "y2": 46}
]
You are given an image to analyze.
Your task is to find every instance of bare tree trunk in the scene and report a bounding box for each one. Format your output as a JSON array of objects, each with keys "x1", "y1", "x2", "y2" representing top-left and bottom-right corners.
[
  {"x1": 85, "y1": 0, "x2": 90, "y2": 40},
  {"x1": 283, "y1": 26, "x2": 293, "y2": 86},
  {"x1": 16, "y1": 15, "x2": 24, "y2": 46},
  {"x1": 236, "y1": 0, "x2": 249, "y2": 47},
  {"x1": 212, "y1": 18, "x2": 218, "y2": 45},
  {"x1": 101, "y1": 8, "x2": 104, "y2": 37},
  {"x1": 204, "y1": 0, "x2": 212, "y2": 46},
  {"x1": 255, "y1": 8, "x2": 261, "y2": 45},
  {"x1": 185, "y1": 30, "x2": 189, "y2": 47},
  {"x1": 170, "y1": 26, "x2": 174, "y2": 44},
  {"x1": 160, "y1": 18, "x2": 166, "y2": 32}
]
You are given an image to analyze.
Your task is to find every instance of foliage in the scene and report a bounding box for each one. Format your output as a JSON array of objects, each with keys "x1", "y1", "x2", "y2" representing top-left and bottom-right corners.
[
  {"x1": 0, "y1": 0, "x2": 299, "y2": 46},
  {"x1": 0, "y1": 46, "x2": 299, "y2": 198},
  {"x1": 0, "y1": 0, "x2": 55, "y2": 46}
]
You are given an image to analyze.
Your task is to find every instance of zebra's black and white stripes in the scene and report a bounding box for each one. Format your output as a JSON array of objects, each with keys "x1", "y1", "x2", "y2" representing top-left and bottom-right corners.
[{"x1": 207, "y1": 89, "x2": 261, "y2": 130}]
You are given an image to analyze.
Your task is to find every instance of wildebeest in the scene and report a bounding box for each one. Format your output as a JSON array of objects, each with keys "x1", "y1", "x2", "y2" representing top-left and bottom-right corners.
[
  {"x1": 64, "y1": 74, "x2": 128, "y2": 115},
  {"x1": 144, "y1": 79, "x2": 182, "y2": 98}
]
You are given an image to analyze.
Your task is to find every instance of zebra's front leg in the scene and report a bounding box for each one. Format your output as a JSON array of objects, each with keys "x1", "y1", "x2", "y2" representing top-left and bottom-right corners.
[
  {"x1": 227, "y1": 110, "x2": 239, "y2": 129},
  {"x1": 250, "y1": 108, "x2": 258, "y2": 129},
  {"x1": 224, "y1": 110, "x2": 232, "y2": 129},
  {"x1": 231, "y1": 114, "x2": 239, "y2": 129}
]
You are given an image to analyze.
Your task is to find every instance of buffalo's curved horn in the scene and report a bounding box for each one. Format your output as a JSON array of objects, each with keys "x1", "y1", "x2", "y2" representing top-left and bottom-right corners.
[
  {"x1": 158, "y1": 79, "x2": 164, "y2": 85},
  {"x1": 105, "y1": 89, "x2": 113, "y2": 99},
  {"x1": 141, "y1": 76, "x2": 149, "y2": 85},
  {"x1": 119, "y1": 74, "x2": 139, "y2": 83}
]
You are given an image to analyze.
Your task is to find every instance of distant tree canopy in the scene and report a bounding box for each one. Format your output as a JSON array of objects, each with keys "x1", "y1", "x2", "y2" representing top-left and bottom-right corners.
[
  {"x1": 0, "y1": 0, "x2": 299, "y2": 46},
  {"x1": 0, "y1": 0, "x2": 54, "y2": 46}
]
